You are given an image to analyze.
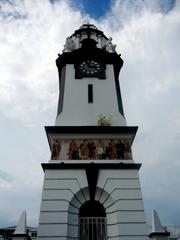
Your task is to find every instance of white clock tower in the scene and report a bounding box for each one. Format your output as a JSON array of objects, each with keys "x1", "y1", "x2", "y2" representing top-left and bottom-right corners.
[{"x1": 37, "y1": 24, "x2": 148, "y2": 240}]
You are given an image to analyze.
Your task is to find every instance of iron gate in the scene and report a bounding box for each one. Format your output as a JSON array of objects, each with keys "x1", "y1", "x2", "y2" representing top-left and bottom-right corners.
[{"x1": 79, "y1": 217, "x2": 107, "y2": 240}]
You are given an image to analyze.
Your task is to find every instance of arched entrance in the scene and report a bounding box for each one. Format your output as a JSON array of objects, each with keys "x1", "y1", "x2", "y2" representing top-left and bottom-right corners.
[{"x1": 79, "y1": 200, "x2": 107, "y2": 240}]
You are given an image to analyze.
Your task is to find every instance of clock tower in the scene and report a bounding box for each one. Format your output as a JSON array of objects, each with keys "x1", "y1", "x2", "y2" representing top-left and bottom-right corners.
[{"x1": 37, "y1": 24, "x2": 148, "y2": 240}]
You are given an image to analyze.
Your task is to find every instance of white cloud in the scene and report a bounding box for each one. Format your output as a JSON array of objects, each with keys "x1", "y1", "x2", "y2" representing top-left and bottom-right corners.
[
  {"x1": 0, "y1": 0, "x2": 179, "y2": 227},
  {"x1": 0, "y1": 0, "x2": 84, "y2": 126}
]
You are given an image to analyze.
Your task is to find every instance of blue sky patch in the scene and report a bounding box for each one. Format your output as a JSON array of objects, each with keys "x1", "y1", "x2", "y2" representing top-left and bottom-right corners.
[
  {"x1": 49, "y1": 0, "x2": 176, "y2": 19},
  {"x1": 77, "y1": 0, "x2": 111, "y2": 19}
]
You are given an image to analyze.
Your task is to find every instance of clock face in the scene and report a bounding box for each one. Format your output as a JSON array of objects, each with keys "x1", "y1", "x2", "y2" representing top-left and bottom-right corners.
[{"x1": 79, "y1": 60, "x2": 102, "y2": 76}]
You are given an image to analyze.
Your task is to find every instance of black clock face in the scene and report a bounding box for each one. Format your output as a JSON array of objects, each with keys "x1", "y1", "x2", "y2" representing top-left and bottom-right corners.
[{"x1": 79, "y1": 60, "x2": 102, "y2": 76}]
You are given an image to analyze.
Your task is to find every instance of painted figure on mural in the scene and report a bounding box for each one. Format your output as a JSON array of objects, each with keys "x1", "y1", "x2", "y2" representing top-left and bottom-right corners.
[
  {"x1": 102, "y1": 147, "x2": 106, "y2": 159},
  {"x1": 124, "y1": 140, "x2": 132, "y2": 159},
  {"x1": 60, "y1": 140, "x2": 69, "y2": 160},
  {"x1": 88, "y1": 141, "x2": 96, "y2": 159},
  {"x1": 68, "y1": 140, "x2": 76, "y2": 159},
  {"x1": 72, "y1": 145, "x2": 80, "y2": 160},
  {"x1": 116, "y1": 140, "x2": 125, "y2": 159},
  {"x1": 110, "y1": 139, "x2": 117, "y2": 159},
  {"x1": 69, "y1": 140, "x2": 81, "y2": 160},
  {"x1": 97, "y1": 139, "x2": 104, "y2": 159},
  {"x1": 51, "y1": 138, "x2": 61, "y2": 160},
  {"x1": 105, "y1": 144, "x2": 111, "y2": 159},
  {"x1": 115, "y1": 140, "x2": 121, "y2": 159},
  {"x1": 80, "y1": 139, "x2": 88, "y2": 159},
  {"x1": 91, "y1": 141, "x2": 96, "y2": 159}
]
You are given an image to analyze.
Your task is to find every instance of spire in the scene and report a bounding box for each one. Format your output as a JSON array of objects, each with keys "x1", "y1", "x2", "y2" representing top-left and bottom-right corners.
[
  {"x1": 149, "y1": 209, "x2": 170, "y2": 239},
  {"x1": 152, "y1": 209, "x2": 164, "y2": 232},
  {"x1": 12, "y1": 211, "x2": 30, "y2": 240},
  {"x1": 14, "y1": 211, "x2": 27, "y2": 234}
]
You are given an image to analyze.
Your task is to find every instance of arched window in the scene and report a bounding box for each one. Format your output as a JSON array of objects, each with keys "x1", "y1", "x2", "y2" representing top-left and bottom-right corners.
[{"x1": 79, "y1": 200, "x2": 107, "y2": 240}]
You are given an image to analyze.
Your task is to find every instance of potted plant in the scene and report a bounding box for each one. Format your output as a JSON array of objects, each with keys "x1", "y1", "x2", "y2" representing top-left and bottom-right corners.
[{"x1": 97, "y1": 115, "x2": 111, "y2": 126}]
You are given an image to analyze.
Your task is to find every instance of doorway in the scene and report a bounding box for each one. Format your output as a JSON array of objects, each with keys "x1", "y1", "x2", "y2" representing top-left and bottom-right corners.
[{"x1": 79, "y1": 200, "x2": 107, "y2": 240}]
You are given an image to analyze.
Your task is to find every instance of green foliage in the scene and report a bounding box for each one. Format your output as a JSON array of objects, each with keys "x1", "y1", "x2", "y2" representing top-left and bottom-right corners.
[{"x1": 97, "y1": 115, "x2": 111, "y2": 126}]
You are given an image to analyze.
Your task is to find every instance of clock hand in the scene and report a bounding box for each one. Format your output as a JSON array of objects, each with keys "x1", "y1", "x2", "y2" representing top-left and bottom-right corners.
[{"x1": 89, "y1": 63, "x2": 96, "y2": 68}]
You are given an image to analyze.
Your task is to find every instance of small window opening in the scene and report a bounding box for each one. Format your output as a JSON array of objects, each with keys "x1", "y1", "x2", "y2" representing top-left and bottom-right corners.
[{"x1": 88, "y1": 84, "x2": 93, "y2": 103}]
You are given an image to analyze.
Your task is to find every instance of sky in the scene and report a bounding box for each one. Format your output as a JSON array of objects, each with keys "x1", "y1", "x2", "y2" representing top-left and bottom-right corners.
[{"x1": 0, "y1": 0, "x2": 180, "y2": 228}]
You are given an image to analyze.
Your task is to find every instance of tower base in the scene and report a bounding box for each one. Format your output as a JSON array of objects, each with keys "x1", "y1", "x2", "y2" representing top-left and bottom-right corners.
[{"x1": 37, "y1": 162, "x2": 148, "y2": 240}]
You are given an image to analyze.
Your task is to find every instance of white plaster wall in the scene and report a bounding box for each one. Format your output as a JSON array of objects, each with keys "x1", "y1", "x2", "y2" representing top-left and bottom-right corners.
[
  {"x1": 37, "y1": 169, "x2": 88, "y2": 240},
  {"x1": 96, "y1": 169, "x2": 148, "y2": 240},
  {"x1": 55, "y1": 64, "x2": 126, "y2": 126}
]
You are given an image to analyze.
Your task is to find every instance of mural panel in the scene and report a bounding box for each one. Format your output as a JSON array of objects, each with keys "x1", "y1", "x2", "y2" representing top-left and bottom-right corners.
[{"x1": 50, "y1": 138, "x2": 132, "y2": 160}]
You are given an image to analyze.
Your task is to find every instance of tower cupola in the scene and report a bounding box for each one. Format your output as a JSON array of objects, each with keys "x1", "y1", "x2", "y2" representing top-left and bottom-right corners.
[{"x1": 55, "y1": 23, "x2": 126, "y2": 126}]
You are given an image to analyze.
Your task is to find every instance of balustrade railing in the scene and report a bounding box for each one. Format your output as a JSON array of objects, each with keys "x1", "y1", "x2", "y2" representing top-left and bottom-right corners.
[{"x1": 79, "y1": 217, "x2": 107, "y2": 240}]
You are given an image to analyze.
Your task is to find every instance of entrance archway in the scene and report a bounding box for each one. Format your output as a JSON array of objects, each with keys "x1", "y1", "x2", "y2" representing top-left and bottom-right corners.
[{"x1": 79, "y1": 200, "x2": 107, "y2": 240}]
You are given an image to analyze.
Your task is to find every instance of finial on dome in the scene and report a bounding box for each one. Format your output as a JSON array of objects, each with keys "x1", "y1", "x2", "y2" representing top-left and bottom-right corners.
[{"x1": 84, "y1": 18, "x2": 90, "y2": 25}]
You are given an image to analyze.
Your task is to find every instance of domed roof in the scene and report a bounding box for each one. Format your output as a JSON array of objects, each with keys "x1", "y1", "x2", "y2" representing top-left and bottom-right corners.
[{"x1": 61, "y1": 23, "x2": 117, "y2": 54}]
